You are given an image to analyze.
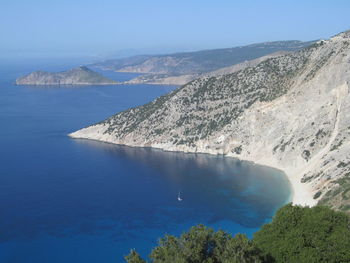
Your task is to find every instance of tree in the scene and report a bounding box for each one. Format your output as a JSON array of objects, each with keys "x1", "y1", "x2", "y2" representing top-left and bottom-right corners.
[
  {"x1": 219, "y1": 234, "x2": 267, "y2": 263},
  {"x1": 254, "y1": 204, "x2": 350, "y2": 263},
  {"x1": 148, "y1": 224, "x2": 265, "y2": 263},
  {"x1": 125, "y1": 204, "x2": 350, "y2": 263},
  {"x1": 125, "y1": 249, "x2": 146, "y2": 263}
]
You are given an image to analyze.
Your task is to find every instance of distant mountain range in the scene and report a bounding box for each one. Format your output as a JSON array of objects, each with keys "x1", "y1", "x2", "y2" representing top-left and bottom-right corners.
[
  {"x1": 93, "y1": 40, "x2": 315, "y2": 85},
  {"x1": 17, "y1": 41, "x2": 315, "y2": 86},
  {"x1": 16, "y1": 66, "x2": 117, "y2": 86}
]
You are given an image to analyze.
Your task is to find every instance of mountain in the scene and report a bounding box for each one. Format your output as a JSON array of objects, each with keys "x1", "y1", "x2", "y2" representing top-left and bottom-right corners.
[
  {"x1": 16, "y1": 66, "x2": 117, "y2": 85},
  {"x1": 70, "y1": 30, "x2": 350, "y2": 213},
  {"x1": 125, "y1": 51, "x2": 291, "y2": 85},
  {"x1": 93, "y1": 41, "x2": 315, "y2": 85}
]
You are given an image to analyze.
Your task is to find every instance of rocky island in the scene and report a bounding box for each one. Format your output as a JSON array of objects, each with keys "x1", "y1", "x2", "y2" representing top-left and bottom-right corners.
[
  {"x1": 70, "y1": 30, "x2": 350, "y2": 213},
  {"x1": 16, "y1": 66, "x2": 117, "y2": 85}
]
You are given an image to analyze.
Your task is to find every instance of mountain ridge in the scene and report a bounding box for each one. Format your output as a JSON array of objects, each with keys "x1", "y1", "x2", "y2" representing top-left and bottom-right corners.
[
  {"x1": 125, "y1": 51, "x2": 291, "y2": 85},
  {"x1": 93, "y1": 40, "x2": 315, "y2": 85}
]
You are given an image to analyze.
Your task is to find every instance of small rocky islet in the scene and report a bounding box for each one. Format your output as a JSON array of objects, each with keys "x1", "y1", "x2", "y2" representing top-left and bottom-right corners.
[{"x1": 16, "y1": 66, "x2": 117, "y2": 86}]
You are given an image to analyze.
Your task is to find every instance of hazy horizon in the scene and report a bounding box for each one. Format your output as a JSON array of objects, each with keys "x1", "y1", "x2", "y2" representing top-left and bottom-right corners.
[{"x1": 1, "y1": 0, "x2": 350, "y2": 59}]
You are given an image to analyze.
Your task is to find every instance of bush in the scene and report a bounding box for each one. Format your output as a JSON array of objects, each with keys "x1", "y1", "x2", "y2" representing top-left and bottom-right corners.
[
  {"x1": 126, "y1": 225, "x2": 265, "y2": 263},
  {"x1": 125, "y1": 249, "x2": 146, "y2": 263},
  {"x1": 254, "y1": 204, "x2": 350, "y2": 263},
  {"x1": 125, "y1": 204, "x2": 350, "y2": 263}
]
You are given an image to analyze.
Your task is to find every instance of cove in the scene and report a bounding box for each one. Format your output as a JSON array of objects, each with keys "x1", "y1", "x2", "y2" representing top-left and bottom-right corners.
[{"x1": 0, "y1": 60, "x2": 291, "y2": 262}]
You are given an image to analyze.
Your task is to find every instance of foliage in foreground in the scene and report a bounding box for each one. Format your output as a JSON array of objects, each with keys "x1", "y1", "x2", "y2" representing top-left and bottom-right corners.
[
  {"x1": 126, "y1": 224, "x2": 265, "y2": 263},
  {"x1": 254, "y1": 204, "x2": 350, "y2": 263},
  {"x1": 125, "y1": 204, "x2": 350, "y2": 263}
]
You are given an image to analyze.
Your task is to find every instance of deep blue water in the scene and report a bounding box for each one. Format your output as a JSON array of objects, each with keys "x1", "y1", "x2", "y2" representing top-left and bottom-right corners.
[{"x1": 0, "y1": 59, "x2": 291, "y2": 263}]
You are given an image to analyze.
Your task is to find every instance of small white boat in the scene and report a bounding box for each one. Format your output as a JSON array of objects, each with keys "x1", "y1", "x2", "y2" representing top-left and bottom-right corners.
[{"x1": 177, "y1": 192, "x2": 183, "y2": 201}]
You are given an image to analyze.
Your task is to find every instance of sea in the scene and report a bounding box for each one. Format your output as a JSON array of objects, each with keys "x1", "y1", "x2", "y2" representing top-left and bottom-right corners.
[{"x1": 0, "y1": 57, "x2": 291, "y2": 263}]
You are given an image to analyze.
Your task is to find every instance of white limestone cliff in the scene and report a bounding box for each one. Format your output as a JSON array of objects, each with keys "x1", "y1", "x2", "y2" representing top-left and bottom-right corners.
[{"x1": 70, "y1": 31, "x2": 350, "y2": 212}]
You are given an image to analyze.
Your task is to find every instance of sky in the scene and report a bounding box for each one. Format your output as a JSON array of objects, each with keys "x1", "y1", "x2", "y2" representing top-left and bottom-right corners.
[{"x1": 1, "y1": 0, "x2": 350, "y2": 58}]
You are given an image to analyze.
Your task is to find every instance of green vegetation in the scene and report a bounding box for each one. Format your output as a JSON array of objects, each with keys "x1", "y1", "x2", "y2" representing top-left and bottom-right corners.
[
  {"x1": 331, "y1": 139, "x2": 344, "y2": 151},
  {"x1": 125, "y1": 224, "x2": 266, "y2": 263},
  {"x1": 302, "y1": 150, "x2": 311, "y2": 161},
  {"x1": 125, "y1": 204, "x2": 350, "y2": 263},
  {"x1": 254, "y1": 204, "x2": 350, "y2": 263},
  {"x1": 125, "y1": 250, "x2": 146, "y2": 263},
  {"x1": 313, "y1": 191, "x2": 322, "y2": 199},
  {"x1": 319, "y1": 173, "x2": 350, "y2": 212},
  {"x1": 233, "y1": 145, "x2": 242, "y2": 154},
  {"x1": 304, "y1": 49, "x2": 335, "y2": 81}
]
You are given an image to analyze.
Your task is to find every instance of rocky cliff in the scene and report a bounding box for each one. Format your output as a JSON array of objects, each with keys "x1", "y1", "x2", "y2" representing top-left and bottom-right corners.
[
  {"x1": 70, "y1": 31, "x2": 350, "y2": 212},
  {"x1": 16, "y1": 66, "x2": 117, "y2": 85}
]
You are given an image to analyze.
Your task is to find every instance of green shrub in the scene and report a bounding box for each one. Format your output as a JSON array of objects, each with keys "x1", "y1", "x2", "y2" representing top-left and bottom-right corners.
[
  {"x1": 254, "y1": 204, "x2": 350, "y2": 263},
  {"x1": 125, "y1": 249, "x2": 146, "y2": 263},
  {"x1": 126, "y1": 225, "x2": 266, "y2": 263},
  {"x1": 125, "y1": 204, "x2": 350, "y2": 263}
]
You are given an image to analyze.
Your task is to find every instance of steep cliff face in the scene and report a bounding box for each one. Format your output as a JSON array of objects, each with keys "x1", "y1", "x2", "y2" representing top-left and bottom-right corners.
[
  {"x1": 70, "y1": 31, "x2": 350, "y2": 212},
  {"x1": 16, "y1": 66, "x2": 117, "y2": 85}
]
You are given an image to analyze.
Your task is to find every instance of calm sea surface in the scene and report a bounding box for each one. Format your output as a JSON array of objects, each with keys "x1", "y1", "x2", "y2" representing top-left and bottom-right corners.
[{"x1": 0, "y1": 58, "x2": 291, "y2": 262}]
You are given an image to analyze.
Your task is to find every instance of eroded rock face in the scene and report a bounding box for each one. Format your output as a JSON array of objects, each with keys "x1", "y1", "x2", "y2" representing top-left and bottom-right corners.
[
  {"x1": 16, "y1": 66, "x2": 117, "y2": 85},
  {"x1": 70, "y1": 32, "x2": 350, "y2": 212}
]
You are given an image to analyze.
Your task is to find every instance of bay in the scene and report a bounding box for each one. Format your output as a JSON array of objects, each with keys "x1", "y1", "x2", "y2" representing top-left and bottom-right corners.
[{"x1": 0, "y1": 59, "x2": 291, "y2": 262}]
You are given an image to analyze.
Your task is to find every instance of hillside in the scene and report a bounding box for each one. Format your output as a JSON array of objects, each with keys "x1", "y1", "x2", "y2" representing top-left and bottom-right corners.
[
  {"x1": 70, "y1": 30, "x2": 350, "y2": 213},
  {"x1": 16, "y1": 66, "x2": 118, "y2": 85},
  {"x1": 125, "y1": 51, "x2": 290, "y2": 85},
  {"x1": 94, "y1": 41, "x2": 314, "y2": 85}
]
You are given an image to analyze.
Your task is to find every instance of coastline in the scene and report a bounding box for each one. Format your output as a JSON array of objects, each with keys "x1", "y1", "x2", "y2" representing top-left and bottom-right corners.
[
  {"x1": 68, "y1": 131, "x2": 316, "y2": 208},
  {"x1": 15, "y1": 82, "x2": 119, "y2": 86},
  {"x1": 239, "y1": 158, "x2": 316, "y2": 207}
]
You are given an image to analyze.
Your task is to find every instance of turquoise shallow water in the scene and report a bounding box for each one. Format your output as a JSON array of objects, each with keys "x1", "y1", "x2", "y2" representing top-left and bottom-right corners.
[{"x1": 0, "y1": 59, "x2": 291, "y2": 262}]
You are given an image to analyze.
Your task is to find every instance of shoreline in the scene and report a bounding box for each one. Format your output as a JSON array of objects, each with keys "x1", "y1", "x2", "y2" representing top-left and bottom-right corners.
[
  {"x1": 68, "y1": 133, "x2": 316, "y2": 208},
  {"x1": 15, "y1": 82, "x2": 120, "y2": 86},
  {"x1": 243, "y1": 159, "x2": 316, "y2": 207}
]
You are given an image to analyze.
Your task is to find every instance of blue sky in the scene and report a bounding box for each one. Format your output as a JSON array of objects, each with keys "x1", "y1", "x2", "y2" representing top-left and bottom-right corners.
[{"x1": 1, "y1": 0, "x2": 349, "y2": 57}]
